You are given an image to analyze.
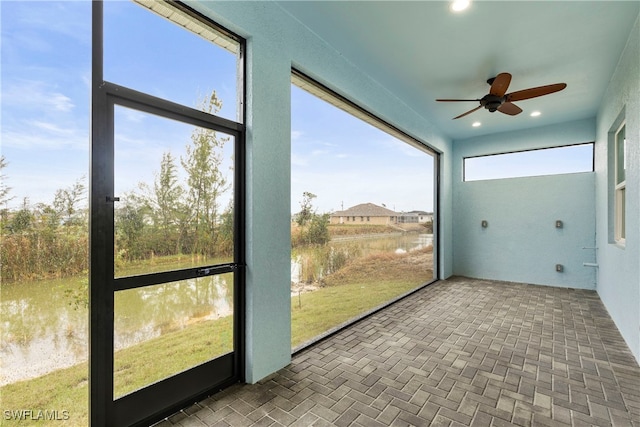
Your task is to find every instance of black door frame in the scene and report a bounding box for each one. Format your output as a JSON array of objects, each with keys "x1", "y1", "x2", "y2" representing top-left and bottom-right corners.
[{"x1": 90, "y1": 3, "x2": 245, "y2": 425}]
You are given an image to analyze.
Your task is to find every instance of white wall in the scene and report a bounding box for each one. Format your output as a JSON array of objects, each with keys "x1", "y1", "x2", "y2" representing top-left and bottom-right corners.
[
  {"x1": 187, "y1": 1, "x2": 454, "y2": 382},
  {"x1": 595, "y1": 15, "x2": 640, "y2": 363},
  {"x1": 453, "y1": 119, "x2": 597, "y2": 288}
]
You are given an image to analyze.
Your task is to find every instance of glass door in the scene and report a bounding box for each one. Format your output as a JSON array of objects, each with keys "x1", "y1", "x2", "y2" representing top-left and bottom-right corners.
[{"x1": 90, "y1": 2, "x2": 244, "y2": 425}]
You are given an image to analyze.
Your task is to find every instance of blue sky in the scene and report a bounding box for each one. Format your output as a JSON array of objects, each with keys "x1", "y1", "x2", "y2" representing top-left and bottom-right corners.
[
  {"x1": 1, "y1": 0, "x2": 594, "y2": 217},
  {"x1": 291, "y1": 85, "x2": 435, "y2": 214},
  {"x1": 1, "y1": 0, "x2": 435, "y2": 216},
  {"x1": 1, "y1": 1, "x2": 237, "y2": 211},
  {"x1": 1, "y1": 1, "x2": 91, "y2": 210}
]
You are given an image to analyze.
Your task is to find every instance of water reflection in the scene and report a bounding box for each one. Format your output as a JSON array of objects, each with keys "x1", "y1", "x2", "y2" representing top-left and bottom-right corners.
[
  {"x1": 1, "y1": 274, "x2": 233, "y2": 385},
  {"x1": 114, "y1": 275, "x2": 233, "y2": 351},
  {"x1": 1, "y1": 278, "x2": 88, "y2": 385}
]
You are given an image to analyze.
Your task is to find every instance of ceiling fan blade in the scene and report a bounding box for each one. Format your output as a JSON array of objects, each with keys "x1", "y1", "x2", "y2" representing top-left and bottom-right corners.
[
  {"x1": 436, "y1": 99, "x2": 481, "y2": 102},
  {"x1": 489, "y1": 72, "x2": 512, "y2": 97},
  {"x1": 498, "y1": 102, "x2": 522, "y2": 116},
  {"x1": 506, "y1": 83, "x2": 567, "y2": 102},
  {"x1": 453, "y1": 105, "x2": 482, "y2": 120}
]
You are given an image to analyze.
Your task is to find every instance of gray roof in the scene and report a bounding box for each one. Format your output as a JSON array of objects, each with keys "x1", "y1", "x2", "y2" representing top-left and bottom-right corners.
[{"x1": 331, "y1": 203, "x2": 398, "y2": 217}]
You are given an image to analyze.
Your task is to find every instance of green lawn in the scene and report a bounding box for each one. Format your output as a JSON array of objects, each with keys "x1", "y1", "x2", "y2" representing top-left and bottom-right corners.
[{"x1": 291, "y1": 279, "x2": 423, "y2": 347}]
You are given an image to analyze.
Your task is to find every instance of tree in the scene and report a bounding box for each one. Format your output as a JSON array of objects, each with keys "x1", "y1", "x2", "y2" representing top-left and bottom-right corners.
[
  {"x1": 217, "y1": 201, "x2": 234, "y2": 257},
  {"x1": 115, "y1": 200, "x2": 146, "y2": 260},
  {"x1": 0, "y1": 155, "x2": 13, "y2": 207},
  {"x1": 154, "y1": 152, "x2": 183, "y2": 235},
  {"x1": 0, "y1": 155, "x2": 13, "y2": 228},
  {"x1": 294, "y1": 192, "x2": 329, "y2": 246},
  {"x1": 8, "y1": 198, "x2": 33, "y2": 233},
  {"x1": 36, "y1": 203, "x2": 62, "y2": 233},
  {"x1": 296, "y1": 191, "x2": 317, "y2": 227},
  {"x1": 53, "y1": 176, "x2": 87, "y2": 226},
  {"x1": 181, "y1": 91, "x2": 231, "y2": 256},
  {"x1": 137, "y1": 152, "x2": 185, "y2": 253},
  {"x1": 306, "y1": 212, "x2": 330, "y2": 245}
]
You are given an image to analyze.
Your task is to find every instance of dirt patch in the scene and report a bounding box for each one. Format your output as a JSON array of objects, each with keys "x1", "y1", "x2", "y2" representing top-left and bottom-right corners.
[{"x1": 322, "y1": 246, "x2": 434, "y2": 287}]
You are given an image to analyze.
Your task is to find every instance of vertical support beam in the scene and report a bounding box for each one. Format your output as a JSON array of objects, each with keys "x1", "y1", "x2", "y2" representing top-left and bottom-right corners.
[
  {"x1": 243, "y1": 39, "x2": 292, "y2": 382},
  {"x1": 90, "y1": 2, "x2": 115, "y2": 424}
]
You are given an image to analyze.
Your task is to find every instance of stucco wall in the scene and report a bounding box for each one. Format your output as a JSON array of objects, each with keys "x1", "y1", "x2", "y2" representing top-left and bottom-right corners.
[
  {"x1": 453, "y1": 119, "x2": 597, "y2": 288},
  {"x1": 595, "y1": 15, "x2": 640, "y2": 362},
  {"x1": 186, "y1": 1, "x2": 454, "y2": 382}
]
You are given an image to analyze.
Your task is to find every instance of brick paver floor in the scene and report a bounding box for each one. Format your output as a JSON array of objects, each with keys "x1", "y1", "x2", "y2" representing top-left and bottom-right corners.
[{"x1": 155, "y1": 277, "x2": 640, "y2": 426}]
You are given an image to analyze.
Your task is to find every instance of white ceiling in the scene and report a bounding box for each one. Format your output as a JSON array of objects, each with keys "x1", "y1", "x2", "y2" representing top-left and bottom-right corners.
[{"x1": 277, "y1": 1, "x2": 639, "y2": 140}]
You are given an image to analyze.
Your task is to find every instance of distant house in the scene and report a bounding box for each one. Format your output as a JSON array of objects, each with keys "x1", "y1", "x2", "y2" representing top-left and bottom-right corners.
[
  {"x1": 398, "y1": 210, "x2": 433, "y2": 224},
  {"x1": 330, "y1": 203, "x2": 398, "y2": 225}
]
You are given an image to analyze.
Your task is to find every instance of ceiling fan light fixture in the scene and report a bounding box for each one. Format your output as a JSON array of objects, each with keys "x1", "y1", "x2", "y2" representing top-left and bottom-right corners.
[
  {"x1": 530, "y1": 111, "x2": 541, "y2": 117},
  {"x1": 472, "y1": 121, "x2": 481, "y2": 127},
  {"x1": 450, "y1": 0, "x2": 471, "y2": 13},
  {"x1": 435, "y1": 72, "x2": 567, "y2": 120}
]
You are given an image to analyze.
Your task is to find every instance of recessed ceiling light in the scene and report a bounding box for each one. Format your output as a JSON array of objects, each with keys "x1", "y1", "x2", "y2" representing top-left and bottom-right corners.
[
  {"x1": 530, "y1": 111, "x2": 541, "y2": 117},
  {"x1": 472, "y1": 121, "x2": 481, "y2": 127},
  {"x1": 451, "y1": 0, "x2": 471, "y2": 12}
]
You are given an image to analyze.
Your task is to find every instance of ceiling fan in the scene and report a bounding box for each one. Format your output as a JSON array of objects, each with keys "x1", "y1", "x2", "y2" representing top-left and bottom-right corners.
[{"x1": 436, "y1": 72, "x2": 567, "y2": 119}]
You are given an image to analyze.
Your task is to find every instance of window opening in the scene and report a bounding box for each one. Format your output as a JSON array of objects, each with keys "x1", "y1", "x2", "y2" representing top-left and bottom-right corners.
[
  {"x1": 464, "y1": 143, "x2": 594, "y2": 182},
  {"x1": 615, "y1": 122, "x2": 626, "y2": 243},
  {"x1": 291, "y1": 71, "x2": 438, "y2": 352},
  {"x1": 103, "y1": 0, "x2": 241, "y2": 122}
]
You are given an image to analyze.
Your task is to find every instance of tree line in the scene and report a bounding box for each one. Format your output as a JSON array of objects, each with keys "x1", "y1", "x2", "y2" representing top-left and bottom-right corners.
[{"x1": 1, "y1": 92, "x2": 234, "y2": 283}]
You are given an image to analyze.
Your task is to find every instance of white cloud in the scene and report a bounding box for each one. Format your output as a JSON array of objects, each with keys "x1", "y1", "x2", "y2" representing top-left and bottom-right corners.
[
  {"x1": 1, "y1": 128, "x2": 88, "y2": 151},
  {"x1": 50, "y1": 93, "x2": 75, "y2": 112},
  {"x1": 29, "y1": 121, "x2": 76, "y2": 135},
  {"x1": 3, "y1": 79, "x2": 75, "y2": 113}
]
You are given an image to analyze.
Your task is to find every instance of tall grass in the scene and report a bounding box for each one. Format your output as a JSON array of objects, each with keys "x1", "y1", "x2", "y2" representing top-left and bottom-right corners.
[
  {"x1": 293, "y1": 244, "x2": 361, "y2": 284},
  {"x1": 1, "y1": 228, "x2": 88, "y2": 282}
]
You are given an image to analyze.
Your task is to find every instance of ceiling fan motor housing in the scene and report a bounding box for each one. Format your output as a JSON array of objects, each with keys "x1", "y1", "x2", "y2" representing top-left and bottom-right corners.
[{"x1": 480, "y1": 94, "x2": 504, "y2": 112}]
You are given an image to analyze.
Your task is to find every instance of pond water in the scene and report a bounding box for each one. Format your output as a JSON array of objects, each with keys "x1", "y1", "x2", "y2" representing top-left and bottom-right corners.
[
  {"x1": 1, "y1": 232, "x2": 432, "y2": 385},
  {"x1": 1, "y1": 276, "x2": 89, "y2": 385},
  {"x1": 1, "y1": 274, "x2": 232, "y2": 385}
]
